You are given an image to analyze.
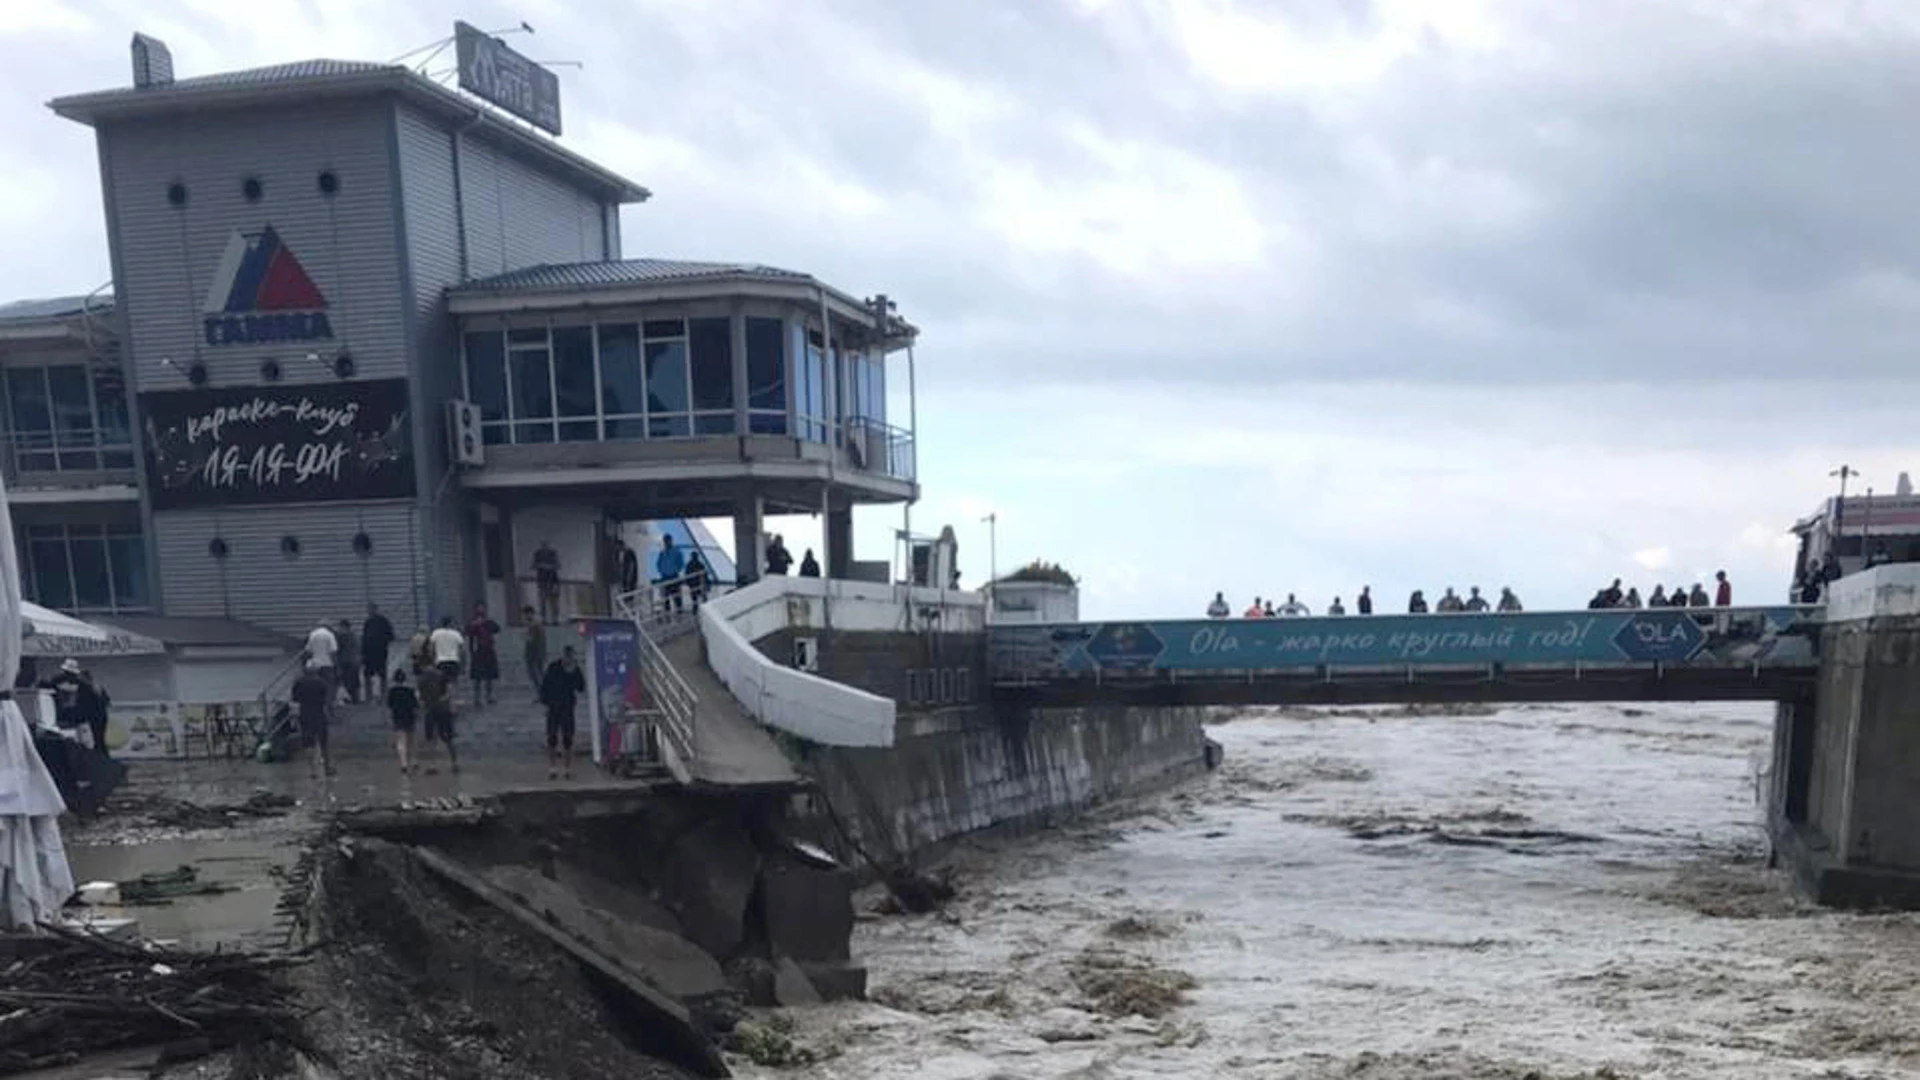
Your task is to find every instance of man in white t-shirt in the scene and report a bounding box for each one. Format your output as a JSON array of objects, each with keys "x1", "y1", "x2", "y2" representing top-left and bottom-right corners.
[
  {"x1": 305, "y1": 621, "x2": 340, "y2": 708},
  {"x1": 428, "y1": 617, "x2": 466, "y2": 680}
]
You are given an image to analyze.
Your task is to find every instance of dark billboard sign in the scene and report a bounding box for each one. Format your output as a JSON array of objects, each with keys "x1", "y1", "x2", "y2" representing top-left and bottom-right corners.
[
  {"x1": 454, "y1": 21, "x2": 563, "y2": 135},
  {"x1": 141, "y1": 379, "x2": 415, "y2": 509}
]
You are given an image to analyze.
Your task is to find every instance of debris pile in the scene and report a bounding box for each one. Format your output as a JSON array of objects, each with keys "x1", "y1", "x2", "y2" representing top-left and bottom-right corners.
[
  {"x1": 0, "y1": 924, "x2": 312, "y2": 1075},
  {"x1": 138, "y1": 791, "x2": 296, "y2": 830}
]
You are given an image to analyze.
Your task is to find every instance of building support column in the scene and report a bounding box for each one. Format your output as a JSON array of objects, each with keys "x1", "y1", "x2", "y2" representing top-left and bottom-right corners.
[
  {"x1": 733, "y1": 492, "x2": 764, "y2": 587},
  {"x1": 825, "y1": 488, "x2": 853, "y2": 580}
]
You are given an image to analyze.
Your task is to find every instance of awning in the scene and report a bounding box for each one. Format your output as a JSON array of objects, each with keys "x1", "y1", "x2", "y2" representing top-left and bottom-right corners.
[{"x1": 21, "y1": 602, "x2": 165, "y2": 659}]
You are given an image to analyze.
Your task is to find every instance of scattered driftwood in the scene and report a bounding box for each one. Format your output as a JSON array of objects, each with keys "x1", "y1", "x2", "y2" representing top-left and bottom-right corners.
[
  {"x1": 105, "y1": 791, "x2": 296, "y2": 831},
  {"x1": 0, "y1": 923, "x2": 315, "y2": 1076}
]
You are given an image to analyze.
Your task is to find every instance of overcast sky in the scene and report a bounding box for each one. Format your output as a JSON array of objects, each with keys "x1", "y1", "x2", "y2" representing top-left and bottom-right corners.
[{"x1": 6, "y1": 1, "x2": 1919, "y2": 619}]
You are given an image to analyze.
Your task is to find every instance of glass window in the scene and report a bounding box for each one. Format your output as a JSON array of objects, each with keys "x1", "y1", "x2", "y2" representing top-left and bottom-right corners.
[
  {"x1": 7, "y1": 369, "x2": 53, "y2": 468},
  {"x1": 68, "y1": 525, "x2": 110, "y2": 610},
  {"x1": 689, "y1": 316, "x2": 734, "y2": 415},
  {"x1": 597, "y1": 323, "x2": 644, "y2": 440},
  {"x1": 463, "y1": 331, "x2": 509, "y2": 445},
  {"x1": 552, "y1": 325, "x2": 598, "y2": 442},
  {"x1": 25, "y1": 529, "x2": 72, "y2": 610},
  {"x1": 509, "y1": 346, "x2": 554, "y2": 443},
  {"x1": 47, "y1": 366, "x2": 97, "y2": 470},
  {"x1": 94, "y1": 370, "x2": 132, "y2": 468},
  {"x1": 746, "y1": 316, "x2": 787, "y2": 435},
  {"x1": 646, "y1": 339, "x2": 690, "y2": 438},
  {"x1": 107, "y1": 530, "x2": 149, "y2": 609},
  {"x1": 508, "y1": 327, "x2": 548, "y2": 347},
  {"x1": 643, "y1": 319, "x2": 685, "y2": 339}
]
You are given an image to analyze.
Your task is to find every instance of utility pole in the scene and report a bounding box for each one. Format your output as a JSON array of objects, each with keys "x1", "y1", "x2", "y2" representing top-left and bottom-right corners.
[
  {"x1": 1830, "y1": 464, "x2": 1856, "y2": 540},
  {"x1": 982, "y1": 512, "x2": 998, "y2": 615}
]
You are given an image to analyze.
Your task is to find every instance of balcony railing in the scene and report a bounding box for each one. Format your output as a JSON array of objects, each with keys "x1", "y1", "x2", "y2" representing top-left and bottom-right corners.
[
  {"x1": 845, "y1": 417, "x2": 915, "y2": 482},
  {"x1": 6, "y1": 430, "x2": 135, "y2": 475}
]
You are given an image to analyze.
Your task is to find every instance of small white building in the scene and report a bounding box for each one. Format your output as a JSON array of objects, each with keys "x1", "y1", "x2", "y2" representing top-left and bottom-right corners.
[{"x1": 988, "y1": 578, "x2": 1080, "y2": 624}]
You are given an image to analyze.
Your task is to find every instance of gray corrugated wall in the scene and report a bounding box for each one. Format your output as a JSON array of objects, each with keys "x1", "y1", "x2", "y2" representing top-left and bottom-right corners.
[
  {"x1": 458, "y1": 136, "x2": 608, "y2": 277},
  {"x1": 393, "y1": 103, "x2": 468, "y2": 622},
  {"x1": 151, "y1": 503, "x2": 420, "y2": 634},
  {"x1": 100, "y1": 101, "x2": 406, "y2": 392}
]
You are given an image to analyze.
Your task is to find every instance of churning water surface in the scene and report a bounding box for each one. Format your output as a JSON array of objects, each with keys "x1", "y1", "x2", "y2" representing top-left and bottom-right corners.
[{"x1": 742, "y1": 703, "x2": 1920, "y2": 1080}]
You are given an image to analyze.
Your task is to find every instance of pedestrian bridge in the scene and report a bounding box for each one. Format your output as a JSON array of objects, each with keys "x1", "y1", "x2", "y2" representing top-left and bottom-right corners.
[{"x1": 988, "y1": 606, "x2": 1821, "y2": 707}]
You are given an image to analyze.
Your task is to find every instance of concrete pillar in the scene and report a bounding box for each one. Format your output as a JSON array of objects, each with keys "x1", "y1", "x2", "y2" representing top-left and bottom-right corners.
[
  {"x1": 825, "y1": 499, "x2": 853, "y2": 581},
  {"x1": 733, "y1": 493, "x2": 764, "y2": 586},
  {"x1": 1773, "y1": 564, "x2": 1920, "y2": 909}
]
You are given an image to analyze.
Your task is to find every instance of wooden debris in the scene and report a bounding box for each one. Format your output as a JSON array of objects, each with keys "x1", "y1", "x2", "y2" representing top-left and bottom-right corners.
[{"x1": 0, "y1": 923, "x2": 315, "y2": 1076}]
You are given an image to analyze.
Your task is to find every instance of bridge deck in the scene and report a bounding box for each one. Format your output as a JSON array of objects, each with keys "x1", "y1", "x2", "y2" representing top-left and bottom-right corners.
[{"x1": 990, "y1": 605, "x2": 1820, "y2": 706}]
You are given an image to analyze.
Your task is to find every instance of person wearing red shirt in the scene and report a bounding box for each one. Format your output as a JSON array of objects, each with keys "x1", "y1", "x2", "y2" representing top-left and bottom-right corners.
[{"x1": 1714, "y1": 570, "x2": 1732, "y2": 607}]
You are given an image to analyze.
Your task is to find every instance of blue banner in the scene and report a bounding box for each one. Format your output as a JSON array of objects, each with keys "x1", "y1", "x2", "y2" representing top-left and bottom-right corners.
[
  {"x1": 579, "y1": 618, "x2": 641, "y2": 764},
  {"x1": 989, "y1": 606, "x2": 1819, "y2": 681}
]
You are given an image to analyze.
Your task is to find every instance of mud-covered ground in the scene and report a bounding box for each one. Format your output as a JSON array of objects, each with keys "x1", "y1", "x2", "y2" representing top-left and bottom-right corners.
[{"x1": 738, "y1": 702, "x2": 1920, "y2": 1079}]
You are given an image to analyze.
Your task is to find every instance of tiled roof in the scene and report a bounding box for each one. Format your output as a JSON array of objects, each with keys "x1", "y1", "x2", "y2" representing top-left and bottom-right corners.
[
  {"x1": 0, "y1": 294, "x2": 113, "y2": 326},
  {"x1": 451, "y1": 259, "x2": 813, "y2": 295},
  {"x1": 54, "y1": 59, "x2": 395, "y2": 105}
]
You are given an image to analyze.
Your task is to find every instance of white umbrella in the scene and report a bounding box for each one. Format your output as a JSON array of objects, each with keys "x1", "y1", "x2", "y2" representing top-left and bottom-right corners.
[
  {"x1": 21, "y1": 601, "x2": 164, "y2": 658},
  {"x1": 0, "y1": 475, "x2": 75, "y2": 930}
]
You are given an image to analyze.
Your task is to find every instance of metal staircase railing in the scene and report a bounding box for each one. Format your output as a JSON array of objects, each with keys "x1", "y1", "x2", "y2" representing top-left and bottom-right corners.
[{"x1": 612, "y1": 572, "x2": 726, "y2": 782}]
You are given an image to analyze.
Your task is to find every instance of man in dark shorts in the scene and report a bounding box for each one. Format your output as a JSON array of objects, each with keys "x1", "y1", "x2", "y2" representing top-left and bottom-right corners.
[
  {"x1": 290, "y1": 667, "x2": 334, "y2": 778},
  {"x1": 415, "y1": 663, "x2": 459, "y2": 774},
  {"x1": 386, "y1": 667, "x2": 418, "y2": 774},
  {"x1": 539, "y1": 646, "x2": 586, "y2": 780}
]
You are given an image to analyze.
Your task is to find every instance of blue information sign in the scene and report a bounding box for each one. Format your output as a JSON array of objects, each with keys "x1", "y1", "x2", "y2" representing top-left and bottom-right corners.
[{"x1": 990, "y1": 607, "x2": 1817, "y2": 681}]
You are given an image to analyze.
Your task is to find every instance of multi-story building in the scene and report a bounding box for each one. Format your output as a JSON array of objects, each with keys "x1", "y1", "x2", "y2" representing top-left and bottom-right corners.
[{"x1": 4, "y1": 31, "x2": 917, "y2": 637}]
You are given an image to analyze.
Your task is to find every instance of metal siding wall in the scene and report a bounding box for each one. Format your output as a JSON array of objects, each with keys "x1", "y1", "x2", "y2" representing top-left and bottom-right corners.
[
  {"x1": 100, "y1": 101, "x2": 405, "y2": 392},
  {"x1": 150, "y1": 503, "x2": 420, "y2": 634},
  {"x1": 460, "y1": 137, "x2": 605, "y2": 275},
  {"x1": 393, "y1": 104, "x2": 469, "y2": 620}
]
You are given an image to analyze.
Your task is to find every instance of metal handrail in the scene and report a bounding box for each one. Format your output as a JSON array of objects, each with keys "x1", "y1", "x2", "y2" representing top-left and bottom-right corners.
[{"x1": 611, "y1": 576, "x2": 709, "y2": 776}]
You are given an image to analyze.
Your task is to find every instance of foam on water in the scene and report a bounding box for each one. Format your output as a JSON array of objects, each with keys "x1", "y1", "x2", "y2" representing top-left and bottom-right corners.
[{"x1": 740, "y1": 703, "x2": 1920, "y2": 1079}]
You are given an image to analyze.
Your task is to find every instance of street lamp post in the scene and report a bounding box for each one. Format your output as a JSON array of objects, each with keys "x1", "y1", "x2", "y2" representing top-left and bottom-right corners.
[
  {"x1": 1830, "y1": 464, "x2": 1856, "y2": 544},
  {"x1": 982, "y1": 512, "x2": 998, "y2": 614}
]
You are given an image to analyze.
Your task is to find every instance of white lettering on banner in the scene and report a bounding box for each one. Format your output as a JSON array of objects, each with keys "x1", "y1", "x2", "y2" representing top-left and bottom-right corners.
[
  {"x1": 184, "y1": 396, "x2": 360, "y2": 444},
  {"x1": 1188, "y1": 626, "x2": 1242, "y2": 656},
  {"x1": 1631, "y1": 619, "x2": 1691, "y2": 648},
  {"x1": 200, "y1": 441, "x2": 350, "y2": 491}
]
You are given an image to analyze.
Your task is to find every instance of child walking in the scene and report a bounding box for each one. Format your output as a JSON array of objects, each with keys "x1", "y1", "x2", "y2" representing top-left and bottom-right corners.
[{"x1": 386, "y1": 668, "x2": 418, "y2": 774}]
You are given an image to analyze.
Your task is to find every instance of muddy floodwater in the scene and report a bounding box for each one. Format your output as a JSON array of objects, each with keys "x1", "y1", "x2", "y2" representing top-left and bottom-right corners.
[{"x1": 745, "y1": 703, "x2": 1920, "y2": 1079}]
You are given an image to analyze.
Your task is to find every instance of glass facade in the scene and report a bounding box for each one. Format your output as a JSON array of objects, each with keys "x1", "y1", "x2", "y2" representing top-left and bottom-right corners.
[
  {"x1": 464, "y1": 312, "x2": 891, "y2": 448},
  {"x1": 4, "y1": 362, "x2": 133, "y2": 472},
  {"x1": 22, "y1": 522, "x2": 150, "y2": 613}
]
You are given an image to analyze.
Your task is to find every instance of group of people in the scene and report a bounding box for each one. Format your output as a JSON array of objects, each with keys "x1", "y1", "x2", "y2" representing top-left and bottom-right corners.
[
  {"x1": 1206, "y1": 573, "x2": 1737, "y2": 618},
  {"x1": 1583, "y1": 572, "x2": 1733, "y2": 610},
  {"x1": 1206, "y1": 585, "x2": 1524, "y2": 618},
  {"x1": 290, "y1": 600, "x2": 588, "y2": 782}
]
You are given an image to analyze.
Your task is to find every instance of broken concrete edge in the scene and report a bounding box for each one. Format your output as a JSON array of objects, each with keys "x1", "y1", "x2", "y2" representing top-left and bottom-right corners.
[
  {"x1": 405, "y1": 843, "x2": 734, "y2": 1079},
  {"x1": 1771, "y1": 815, "x2": 1920, "y2": 910}
]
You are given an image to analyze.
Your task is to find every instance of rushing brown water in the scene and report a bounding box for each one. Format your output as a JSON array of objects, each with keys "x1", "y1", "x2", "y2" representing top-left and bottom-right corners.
[{"x1": 742, "y1": 702, "x2": 1920, "y2": 1079}]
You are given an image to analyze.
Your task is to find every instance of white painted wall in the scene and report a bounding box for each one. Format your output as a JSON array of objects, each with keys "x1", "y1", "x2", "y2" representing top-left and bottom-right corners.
[
  {"x1": 699, "y1": 577, "x2": 984, "y2": 747},
  {"x1": 990, "y1": 581, "x2": 1080, "y2": 624},
  {"x1": 1823, "y1": 563, "x2": 1920, "y2": 623}
]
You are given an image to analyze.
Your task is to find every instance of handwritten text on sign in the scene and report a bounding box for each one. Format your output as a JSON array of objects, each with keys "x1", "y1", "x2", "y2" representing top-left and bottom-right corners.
[{"x1": 141, "y1": 379, "x2": 414, "y2": 509}]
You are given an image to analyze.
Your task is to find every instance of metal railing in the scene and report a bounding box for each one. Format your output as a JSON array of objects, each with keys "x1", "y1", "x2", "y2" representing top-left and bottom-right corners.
[
  {"x1": 611, "y1": 572, "x2": 718, "y2": 780},
  {"x1": 844, "y1": 417, "x2": 916, "y2": 481}
]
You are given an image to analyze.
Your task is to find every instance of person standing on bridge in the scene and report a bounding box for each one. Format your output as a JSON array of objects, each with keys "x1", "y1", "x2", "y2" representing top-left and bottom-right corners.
[
  {"x1": 1464, "y1": 587, "x2": 1490, "y2": 612},
  {"x1": 1244, "y1": 596, "x2": 1265, "y2": 618},
  {"x1": 1357, "y1": 586, "x2": 1373, "y2": 615},
  {"x1": 1207, "y1": 592, "x2": 1230, "y2": 618},
  {"x1": 1688, "y1": 583, "x2": 1710, "y2": 607},
  {"x1": 1408, "y1": 590, "x2": 1428, "y2": 613},
  {"x1": 1624, "y1": 587, "x2": 1642, "y2": 608},
  {"x1": 1648, "y1": 585, "x2": 1667, "y2": 607},
  {"x1": 1715, "y1": 571, "x2": 1732, "y2": 607},
  {"x1": 1328, "y1": 596, "x2": 1346, "y2": 615},
  {"x1": 1603, "y1": 578, "x2": 1625, "y2": 607},
  {"x1": 1279, "y1": 594, "x2": 1309, "y2": 616},
  {"x1": 1437, "y1": 587, "x2": 1464, "y2": 612},
  {"x1": 1497, "y1": 587, "x2": 1522, "y2": 612}
]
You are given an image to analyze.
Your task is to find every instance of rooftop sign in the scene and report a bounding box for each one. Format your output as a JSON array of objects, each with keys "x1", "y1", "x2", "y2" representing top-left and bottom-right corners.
[{"x1": 453, "y1": 21, "x2": 562, "y2": 135}]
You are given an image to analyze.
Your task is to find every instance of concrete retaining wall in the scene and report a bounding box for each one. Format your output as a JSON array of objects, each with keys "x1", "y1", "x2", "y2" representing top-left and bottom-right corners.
[{"x1": 798, "y1": 702, "x2": 1211, "y2": 862}]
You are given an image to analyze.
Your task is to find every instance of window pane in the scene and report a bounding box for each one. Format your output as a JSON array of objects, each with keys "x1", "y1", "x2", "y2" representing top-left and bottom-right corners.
[
  {"x1": 598, "y1": 323, "x2": 643, "y2": 417},
  {"x1": 695, "y1": 413, "x2": 736, "y2": 436},
  {"x1": 870, "y1": 358, "x2": 886, "y2": 427},
  {"x1": 71, "y1": 531, "x2": 110, "y2": 609},
  {"x1": 510, "y1": 348, "x2": 554, "y2": 419},
  {"x1": 47, "y1": 366, "x2": 93, "y2": 446},
  {"x1": 689, "y1": 317, "x2": 733, "y2": 412},
  {"x1": 108, "y1": 532, "x2": 150, "y2": 609},
  {"x1": 552, "y1": 326, "x2": 597, "y2": 442},
  {"x1": 513, "y1": 421, "x2": 555, "y2": 444},
  {"x1": 646, "y1": 340, "x2": 689, "y2": 415},
  {"x1": 508, "y1": 327, "x2": 548, "y2": 347},
  {"x1": 643, "y1": 319, "x2": 685, "y2": 340},
  {"x1": 464, "y1": 331, "x2": 508, "y2": 423},
  {"x1": 94, "y1": 369, "x2": 130, "y2": 446},
  {"x1": 746, "y1": 317, "x2": 786, "y2": 413},
  {"x1": 27, "y1": 535, "x2": 72, "y2": 610},
  {"x1": 8, "y1": 369, "x2": 50, "y2": 444},
  {"x1": 749, "y1": 412, "x2": 788, "y2": 435},
  {"x1": 648, "y1": 414, "x2": 691, "y2": 438}
]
